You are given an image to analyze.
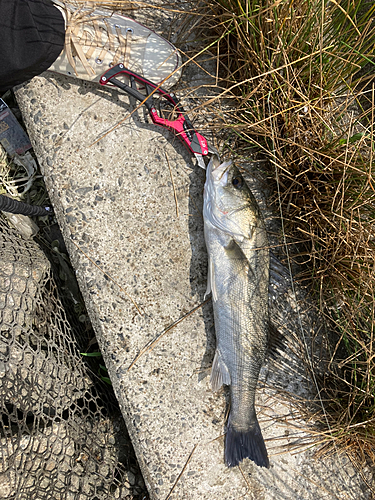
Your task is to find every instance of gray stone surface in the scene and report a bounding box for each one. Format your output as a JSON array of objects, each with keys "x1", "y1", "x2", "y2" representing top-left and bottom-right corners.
[{"x1": 13, "y1": 7, "x2": 372, "y2": 499}]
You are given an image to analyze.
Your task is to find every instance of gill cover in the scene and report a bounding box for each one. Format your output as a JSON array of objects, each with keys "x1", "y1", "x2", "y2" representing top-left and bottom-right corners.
[{"x1": 203, "y1": 157, "x2": 253, "y2": 243}]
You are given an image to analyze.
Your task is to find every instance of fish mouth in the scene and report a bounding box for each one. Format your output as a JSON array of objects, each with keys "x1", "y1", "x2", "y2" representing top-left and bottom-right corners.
[{"x1": 211, "y1": 159, "x2": 232, "y2": 183}]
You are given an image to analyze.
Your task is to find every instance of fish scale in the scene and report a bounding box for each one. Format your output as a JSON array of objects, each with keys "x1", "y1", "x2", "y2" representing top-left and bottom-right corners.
[{"x1": 203, "y1": 156, "x2": 270, "y2": 468}]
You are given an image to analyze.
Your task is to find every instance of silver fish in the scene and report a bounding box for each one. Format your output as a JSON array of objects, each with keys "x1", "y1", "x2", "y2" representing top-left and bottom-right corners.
[{"x1": 203, "y1": 157, "x2": 269, "y2": 468}]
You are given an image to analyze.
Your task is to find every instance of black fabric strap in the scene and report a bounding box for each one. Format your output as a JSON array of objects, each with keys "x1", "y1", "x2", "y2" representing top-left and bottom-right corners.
[{"x1": 0, "y1": 0, "x2": 65, "y2": 92}]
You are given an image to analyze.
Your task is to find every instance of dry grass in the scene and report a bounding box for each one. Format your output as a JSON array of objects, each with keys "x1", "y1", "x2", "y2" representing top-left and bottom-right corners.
[{"x1": 197, "y1": 0, "x2": 375, "y2": 473}]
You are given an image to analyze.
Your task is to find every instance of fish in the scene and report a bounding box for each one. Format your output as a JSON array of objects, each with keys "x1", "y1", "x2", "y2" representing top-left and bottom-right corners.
[{"x1": 203, "y1": 156, "x2": 270, "y2": 468}]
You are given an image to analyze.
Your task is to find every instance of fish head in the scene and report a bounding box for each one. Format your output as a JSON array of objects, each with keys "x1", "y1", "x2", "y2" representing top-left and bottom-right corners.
[{"x1": 204, "y1": 157, "x2": 261, "y2": 242}]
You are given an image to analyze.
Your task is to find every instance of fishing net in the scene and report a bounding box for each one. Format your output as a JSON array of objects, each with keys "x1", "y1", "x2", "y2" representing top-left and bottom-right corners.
[{"x1": 0, "y1": 215, "x2": 146, "y2": 500}]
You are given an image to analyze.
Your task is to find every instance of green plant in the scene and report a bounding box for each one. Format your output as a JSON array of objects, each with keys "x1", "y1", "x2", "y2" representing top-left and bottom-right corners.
[{"x1": 81, "y1": 351, "x2": 112, "y2": 385}]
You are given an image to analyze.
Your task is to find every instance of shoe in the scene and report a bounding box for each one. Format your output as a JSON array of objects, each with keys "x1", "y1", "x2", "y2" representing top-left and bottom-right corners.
[{"x1": 48, "y1": 1, "x2": 182, "y2": 89}]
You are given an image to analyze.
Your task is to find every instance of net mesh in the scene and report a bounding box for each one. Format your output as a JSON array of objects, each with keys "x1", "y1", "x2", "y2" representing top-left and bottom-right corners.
[{"x1": 0, "y1": 215, "x2": 147, "y2": 500}]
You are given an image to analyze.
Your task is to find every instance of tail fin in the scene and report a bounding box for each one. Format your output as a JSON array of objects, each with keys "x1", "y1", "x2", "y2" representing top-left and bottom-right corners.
[{"x1": 225, "y1": 418, "x2": 269, "y2": 468}]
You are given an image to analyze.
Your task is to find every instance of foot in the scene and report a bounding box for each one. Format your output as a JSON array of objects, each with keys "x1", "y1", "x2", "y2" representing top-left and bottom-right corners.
[{"x1": 48, "y1": 1, "x2": 182, "y2": 89}]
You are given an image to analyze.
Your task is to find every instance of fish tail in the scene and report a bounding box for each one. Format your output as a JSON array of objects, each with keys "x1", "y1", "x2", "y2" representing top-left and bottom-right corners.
[{"x1": 225, "y1": 417, "x2": 269, "y2": 468}]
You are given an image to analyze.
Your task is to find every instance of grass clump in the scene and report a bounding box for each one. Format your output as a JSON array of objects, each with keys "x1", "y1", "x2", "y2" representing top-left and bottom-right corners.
[{"x1": 203, "y1": 0, "x2": 375, "y2": 472}]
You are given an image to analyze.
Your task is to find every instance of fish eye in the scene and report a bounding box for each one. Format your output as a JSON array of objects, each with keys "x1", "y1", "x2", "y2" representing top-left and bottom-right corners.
[{"x1": 232, "y1": 176, "x2": 244, "y2": 189}]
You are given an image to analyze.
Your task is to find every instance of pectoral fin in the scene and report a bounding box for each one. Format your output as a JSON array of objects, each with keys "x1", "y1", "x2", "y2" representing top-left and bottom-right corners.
[
  {"x1": 210, "y1": 350, "x2": 231, "y2": 392},
  {"x1": 224, "y1": 238, "x2": 255, "y2": 279}
]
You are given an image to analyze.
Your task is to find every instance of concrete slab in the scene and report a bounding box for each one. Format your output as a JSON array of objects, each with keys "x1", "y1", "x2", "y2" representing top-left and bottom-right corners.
[{"x1": 14, "y1": 6, "x2": 372, "y2": 499}]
